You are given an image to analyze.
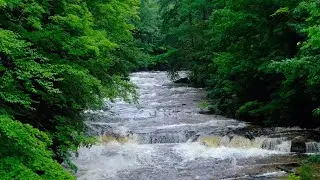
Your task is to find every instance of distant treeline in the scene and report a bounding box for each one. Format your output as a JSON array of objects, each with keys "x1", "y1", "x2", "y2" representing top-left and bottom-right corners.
[{"x1": 158, "y1": 0, "x2": 320, "y2": 128}]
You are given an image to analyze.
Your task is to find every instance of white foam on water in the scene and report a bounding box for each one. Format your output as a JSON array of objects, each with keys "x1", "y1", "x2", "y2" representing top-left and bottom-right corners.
[
  {"x1": 260, "y1": 137, "x2": 292, "y2": 152},
  {"x1": 74, "y1": 142, "x2": 155, "y2": 180},
  {"x1": 306, "y1": 141, "x2": 320, "y2": 153},
  {"x1": 274, "y1": 140, "x2": 292, "y2": 152},
  {"x1": 113, "y1": 125, "x2": 131, "y2": 137},
  {"x1": 154, "y1": 120, "x2": 246, "y2": 130},
  {"x1": 173, "y1": 142, "x2": 286, "y2": 161},
  {"x1": 255, "y1": 171, "x2": 287, "y2": 177},
  {"x1": 226, "y1": 122, "x2": 247, "y2": 128},
  {"x1": 140, "y1": 93, "x2": 158, "y2": 98},
  {"x1": 77, "y1": 72, "x2": 312, "y2": 179},
  {"x1": 198, "y1": 135, "x2": 293, "y2": 152},
  {"x1": 170, "y1": 87, "x2": 195, "y2": 92},
  {"x1": 155, "y1": 123, "x2": 197, "y2": 129}
]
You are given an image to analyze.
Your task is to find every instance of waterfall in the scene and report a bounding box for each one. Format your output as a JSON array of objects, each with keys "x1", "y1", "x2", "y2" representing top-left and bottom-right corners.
[
  {"x1": 135, "y1": 131, "x2": 196, "y2": 144},
  {"x1": 199, "y1": 135, "x2": 292, "y2": 152},
  {"x1": 75, "y1": 72, "x2": 320, "y2": 180},
  {"x1": 306, "y1": 142, "x2": 320, "y2": 153},
  {"x1": 260, "y1": 137, "x2": 292, "y2": 152},
  {"x1": 228, "y1": 135, "x2": 252, "y2": 148}
]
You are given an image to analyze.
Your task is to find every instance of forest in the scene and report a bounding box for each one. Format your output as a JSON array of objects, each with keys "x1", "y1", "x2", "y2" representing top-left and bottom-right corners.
[
  {"x1": 1, "y1": 0, "x2": 320, "y2": 179},
  {"x1": 159, "y1": 0, "x2": 320, "y2": 128}
]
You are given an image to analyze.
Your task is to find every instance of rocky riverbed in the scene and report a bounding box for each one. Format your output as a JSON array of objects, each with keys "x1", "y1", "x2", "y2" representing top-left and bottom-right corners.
[{"x1": 74, "y1": 72, "x2": 320, "y2": 180}]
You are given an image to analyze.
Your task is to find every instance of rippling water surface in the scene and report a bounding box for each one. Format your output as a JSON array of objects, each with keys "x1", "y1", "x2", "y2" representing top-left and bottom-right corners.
[{"x1": 74, "y1": 72, "x2": 318, "y2": 180}]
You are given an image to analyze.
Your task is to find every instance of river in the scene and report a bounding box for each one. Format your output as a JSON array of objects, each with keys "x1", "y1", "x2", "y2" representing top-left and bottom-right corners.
[{"x1": 73, "y1": 72, "x2": 320, "y2": 180}]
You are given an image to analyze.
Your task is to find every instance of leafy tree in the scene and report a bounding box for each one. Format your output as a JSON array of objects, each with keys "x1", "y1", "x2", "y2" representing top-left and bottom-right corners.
[
  {"x1": 132, "y1": 0, "x2": 166, "y2": 70},
  {"x1": 0, "y1": 0, "x2": 140, "y2": 178},
  {"x1": 159, "y1": 0, "x2": 320, "y2": 127},
  {"x1": 0, "y1": 115, "x2": 74, "y2": 179}
]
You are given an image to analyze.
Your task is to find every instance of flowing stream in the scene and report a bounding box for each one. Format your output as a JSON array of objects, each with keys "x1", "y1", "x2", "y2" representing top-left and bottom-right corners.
[{"x1": 74, "y1": 72, "x2": 320, "y2": 180}]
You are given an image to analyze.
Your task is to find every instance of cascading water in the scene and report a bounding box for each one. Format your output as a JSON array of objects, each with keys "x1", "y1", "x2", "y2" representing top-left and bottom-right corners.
[
  {"x1": 74, "y1": 72, "x2": 319, "y2": 180},
  {"x1": 306, "y1": 142, "x2": 320, "y2": 153},
  {"x1": 198, "y1": 135, "x2": 292, "y2": 152}
]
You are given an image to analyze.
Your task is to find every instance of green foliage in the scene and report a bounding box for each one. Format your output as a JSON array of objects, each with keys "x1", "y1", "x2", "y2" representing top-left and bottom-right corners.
[
  {"x1": 236, "y1": 101, "x2": 264, "y2": 121},
  {"x1": 289, "y1": 173, "x2": 300, "y2": 180},
  {"x1": 295, "y1": 155, "x2": 320, "y2": 180},
  {"x1": 271, "y1": 7, "x2": 289, "y2": 17},
  {"x1": 198, "y1": 100, "x2": 209, "y2": 111},
  {"x1": 308, "y1": 155, "x2": 320, "y2": 164},
  {"x1": 159, "y1": 0, "x2": 320, "y2": 127},
  {"x1": 0, "y1": 0, "x2": 142, "y2": 178},
  {"x1": 0, "y1": 115, "x2": 74, "y2": 179},
  {"x1": 300, "y1": 163, "x2": 313, "y2": 180},
  {"x1": 3, "y1": 0, "x2": 320, "y2": 178},
  {"x1": 132, "y1": 0, "x2": 167, "y2": 70}
]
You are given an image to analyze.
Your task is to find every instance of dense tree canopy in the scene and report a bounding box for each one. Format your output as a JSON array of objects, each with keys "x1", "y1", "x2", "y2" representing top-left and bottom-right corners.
[
  {"x1": 159, "y1": 0, "x2": 320, "y2": 128},
  {"x1": 0, "y1": 0, "x2": 140, "y2": 178},
  {"x1": 2, "y1": 0, "x2": 320, "y2": 178},
  {"x1": 132, "y1": 0, "x2": 165, "y2": 70}
]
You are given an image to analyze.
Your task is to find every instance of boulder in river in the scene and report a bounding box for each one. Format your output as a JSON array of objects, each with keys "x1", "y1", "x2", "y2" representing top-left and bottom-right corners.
[
  {"x1": 174, "y1": 78, "x2": 191, "y2": 84},
  {"x1": 291, "y1": 136, "x2": 307, "y2": 153}
]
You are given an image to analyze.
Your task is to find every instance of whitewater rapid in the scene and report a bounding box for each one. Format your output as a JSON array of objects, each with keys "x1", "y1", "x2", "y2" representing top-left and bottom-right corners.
[{"x1": 73, "y1": 72, "x2": 317, "y2": 180}]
